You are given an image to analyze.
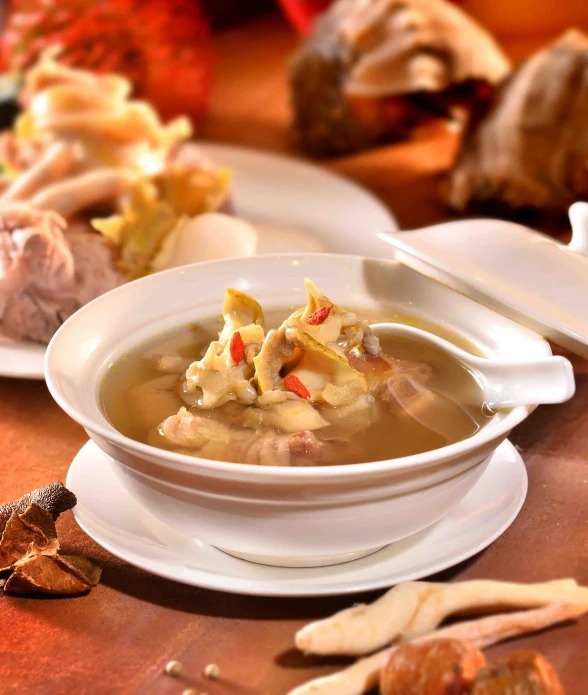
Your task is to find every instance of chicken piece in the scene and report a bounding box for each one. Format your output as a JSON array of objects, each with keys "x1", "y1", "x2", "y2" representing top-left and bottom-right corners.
[
  {"x1": 0, "y1": 205, "x2": 123, "y2": 343},
  {"x1": 160, "y1": 407, "x2": 330, "y2": 466},
  {"x1": 471, "y1": 650, "x2": 564, "y2": 695},
  {"x1": 380, "y1": 638, "x2": 486, "y2": 695}
]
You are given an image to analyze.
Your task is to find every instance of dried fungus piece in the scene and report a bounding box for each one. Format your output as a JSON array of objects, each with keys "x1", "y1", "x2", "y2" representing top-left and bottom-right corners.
[
  {"x1": 444, "y1": 29, "x2": 588, "y2": 214},
  {"x1": 380, "y1": 638, "x2": 486, "y2": 695},
  {"x1": 472, "y1": 650, "x2": 565, "y2": 695},
  {"x1": 4, "y1": 553, "x2": 101, "y2": 596},
  {"x1": 290, "y1": 0, "x2": 510, "y2": 156},
  {"x1": 0, "y1": 504, "x2": 59, "y2": 572},
  {"x1": 0, "y1": 481, "x2": 77, "y2": 535}
]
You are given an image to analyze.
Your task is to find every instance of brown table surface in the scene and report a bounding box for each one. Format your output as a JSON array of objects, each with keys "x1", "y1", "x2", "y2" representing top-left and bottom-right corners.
[{"x1": 2, "y1": 14, "x2": 587, "y2": 695}]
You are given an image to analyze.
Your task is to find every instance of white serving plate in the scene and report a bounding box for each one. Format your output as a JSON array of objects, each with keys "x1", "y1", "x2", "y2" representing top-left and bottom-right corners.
[
  {"x1": 67, "y1": 439, "x2": 527, "y2": 597},
  {"x1": 0, "y1": 143, "x2": 397, "y2": 380}
]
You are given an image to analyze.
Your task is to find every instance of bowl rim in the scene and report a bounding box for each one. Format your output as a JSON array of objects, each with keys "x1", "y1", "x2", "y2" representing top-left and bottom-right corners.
[{"x1": 45, "y1": 252, "x2": 539, "y2": 479}]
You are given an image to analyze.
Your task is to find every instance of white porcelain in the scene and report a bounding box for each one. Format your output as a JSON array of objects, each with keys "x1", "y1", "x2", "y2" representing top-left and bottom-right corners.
[
  {"x1": 67, "y1": 439, "x2": 527, "y2": 596},
  {"x1": 46, "y1": 253, "x2": 553, "y2": 566},
  {"x1": 0, "y1": 142, "x2": 397, "y2": 380},
  {"x1": 378, "y1": 206, "x2": 588, "y2": 358},
  {"x1": 371, "y1": 323, "x2": 575, "y2": 409}
]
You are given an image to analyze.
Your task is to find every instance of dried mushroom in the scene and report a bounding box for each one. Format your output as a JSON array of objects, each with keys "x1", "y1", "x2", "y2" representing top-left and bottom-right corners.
[
  {"x1": 444, "y1": 29, "x2": 588, "y2": 214},
  {"x1": 5, "y1": 553, "x2": 101, "y2": 596},
  {"x1": 0, "y1": 483, "x2": 101, "y2": 597},
  {"x1": 290, "y1": 0, "x2": 511, "y2": 155},
  {"x1": 0, "y1": 503, "x2": 59, "y2": 572},
  {"x1": 0, "y1": 481, "x2": 77, "y2": 534}
]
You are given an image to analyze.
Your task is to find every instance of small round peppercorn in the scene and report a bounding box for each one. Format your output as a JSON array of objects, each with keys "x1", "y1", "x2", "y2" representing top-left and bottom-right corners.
[
  {"x1": 203, "y1": 663, "x2": 220, "y2": 680},
  {"x1": 164, "y1": 660, "x2": 182, "y2": 677}
]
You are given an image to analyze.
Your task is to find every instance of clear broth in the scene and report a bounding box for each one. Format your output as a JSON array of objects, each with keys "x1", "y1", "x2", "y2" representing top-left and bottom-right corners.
[{"x1": 101, "y1": 309, "x2": 492, "y2": 465}]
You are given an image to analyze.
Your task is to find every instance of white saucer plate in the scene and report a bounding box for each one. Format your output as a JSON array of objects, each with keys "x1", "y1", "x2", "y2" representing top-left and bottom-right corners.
[
  {"x1": 0, "y1": 143, "x2": 397, "y2": 380},
  {"x1": 67, "y1": 439, "x2": 527, "y2": 597}
]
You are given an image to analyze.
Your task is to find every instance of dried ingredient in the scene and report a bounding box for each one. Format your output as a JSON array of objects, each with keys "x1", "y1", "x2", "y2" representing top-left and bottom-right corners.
[
  {"x1": 284, "y1": 374, "x2": 311, "y2": 399},
  {"x1": 0, "y1": 481, "x2": 77, "y2": 535},
  {"x1": 230, "y1": 331, "x2": 245, "y2": 365},
  {"x1": 444, "y1": 29, "x2": 588, "y2": 214},
  {"x1": 472, "y1": 650, "x2": 565, "y2": 695},
  {"x1": 290, "y1": 0, "x2": 510, "y2": 155},
  {"x1": 306, "y1": 306, "x2": 331, "y2": 325},
  {"x1": 204, "y1": 663, "x2": 220, "y2": 680},
  {"x1": 164, "y1": 660, "x2": 183, "y2": 677},
  {"x1": 4, "y1": 553, "x2": 101, "y2": 595},
  {"x1": 0, "y1": 503, "x2": 59, "y2": 572},
  {"x1": 380, "y1": 638, "x2": 486, "y2": 695}
]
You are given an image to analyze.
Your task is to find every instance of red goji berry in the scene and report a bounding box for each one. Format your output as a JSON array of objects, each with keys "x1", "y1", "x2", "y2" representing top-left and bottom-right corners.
[
  {"x1": 230, "y1": 331, "x2": 244, "y2": 365},
  {"x1": 306, "y1": 305, "x2": 331, "y2": 325},
  {"x1": 283, "y1": 374, "x2": 311, "y2": 399}
]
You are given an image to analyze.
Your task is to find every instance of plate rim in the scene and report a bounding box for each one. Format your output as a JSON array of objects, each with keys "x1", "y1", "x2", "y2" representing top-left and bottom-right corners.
[{"x1": 67, "y1": 439, "x2": 527, "y2": 597}]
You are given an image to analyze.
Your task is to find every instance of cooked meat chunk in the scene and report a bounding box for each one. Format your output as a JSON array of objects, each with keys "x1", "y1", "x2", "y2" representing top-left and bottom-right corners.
[
  {"x1": 0, "y1": 204, "x2": 123, "y2": 342},
  {"x1": 471, "y1": 650, "x2": 565, "y2": 695},
  {"x1": 160, "y1": 407, "x2": 331, "y2": 466},
  {"x1": 380, "y1": 638, "x2": 486, "y2": 695}
]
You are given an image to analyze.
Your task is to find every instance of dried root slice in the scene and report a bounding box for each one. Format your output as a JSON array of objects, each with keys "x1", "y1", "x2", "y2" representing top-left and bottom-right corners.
[
  {"x1": 380, "y1": 638, "x2": 486, "y2": 695},
  {"x1": 472, "y1": 650, "x2": 565, "y2": 695},
  {"x1": 0, "y1": 504, "x2": 59, "y2": 572},
  {"x1": 402, "y1": 579, "x2": 588, "y2": 639},
  {"x1": 4, "y1": 553, "x2": 101, "y2": 596},
  {"x1": 287, "y1": 603, "x2": 584, "y2": 695},
  {"x1": 0, "y1": 482, "x2": 77, "y2": 535},
  {"x1": 295, "y1": 581, "x2": 439, "y2": 656},
  {"x1": 444, "y1": 29, "x2": 588, "y2": 214}
]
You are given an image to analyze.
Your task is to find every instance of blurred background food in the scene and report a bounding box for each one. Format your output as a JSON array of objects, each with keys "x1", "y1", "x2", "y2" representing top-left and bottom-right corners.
[{"x1": 0, "y1": 0, "x2": 587, "y2": 222}]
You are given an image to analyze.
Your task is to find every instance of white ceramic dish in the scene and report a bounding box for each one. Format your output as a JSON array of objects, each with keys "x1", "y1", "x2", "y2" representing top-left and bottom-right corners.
[
  {"x1": 67, "y1": 439, "x2": 527, "y2": 596},
  {"x1": 46, "y1": 253, "x2": 562, "y2": 567},
  {"x1": 0, "y1": 143, "x2": 397, "y2": 380}
]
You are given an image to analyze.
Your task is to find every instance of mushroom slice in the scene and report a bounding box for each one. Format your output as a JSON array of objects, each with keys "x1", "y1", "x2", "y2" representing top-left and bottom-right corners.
[{"x1": 285, "y1": 329, "x2": 368, "y2": 406}]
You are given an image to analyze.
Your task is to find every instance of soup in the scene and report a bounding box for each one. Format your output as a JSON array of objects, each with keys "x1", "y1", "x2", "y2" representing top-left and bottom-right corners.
[{"x1": 101, "y1": 280, "x2": 492, "y2": 466}]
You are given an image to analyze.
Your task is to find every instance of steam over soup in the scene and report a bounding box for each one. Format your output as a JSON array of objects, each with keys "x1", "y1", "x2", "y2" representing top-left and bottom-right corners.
[{"x1": 101, "y1": 280, "x2": 491, "y2": 466}]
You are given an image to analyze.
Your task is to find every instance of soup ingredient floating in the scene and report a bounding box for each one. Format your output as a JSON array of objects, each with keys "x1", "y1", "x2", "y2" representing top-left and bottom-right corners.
[
  {"x1": 289, "y1": 578, "x2": 588, "y2": 694},
  {"x1": 103, "y1": 279, "x2": 487, "y2": 466},
  {"x1": 0, "y1": 48, "x2": 245, "y2": 344},
  {"x1": 290, "y1": 0, "x2": 510, "y2": 156},
  {"x1": 0, "y1": 482, "x2": 101, "y2": 596}
]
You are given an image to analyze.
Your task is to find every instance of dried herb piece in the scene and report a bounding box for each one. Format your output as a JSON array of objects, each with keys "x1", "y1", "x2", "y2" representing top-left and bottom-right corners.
[
  {"x1": 0, "y1": 503, "x2": 59, "y2": 572},
  {"x1": 380, "y1": 638, "x2": 486, "y2": 695},
  {"x1": 472, "y1": 649, "x2": 565, "y2": 695},
  {"x1": 444, "y1": 29, "x2": 588, "y2": 214},
  {"x1": 290, "y1": 0, "x2": 510, "y2": 155},
  {"x1": 4, "y1": 553, "x2": 101, "y2": 596},
  {"x1": 0, "y1": 482, "x2": 77, "y2": 535}
]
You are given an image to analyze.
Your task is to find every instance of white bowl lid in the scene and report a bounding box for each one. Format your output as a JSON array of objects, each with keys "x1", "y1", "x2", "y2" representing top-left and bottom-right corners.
[{"x1": 378, "y1": 202, "x2": 588, "y2": 358}]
